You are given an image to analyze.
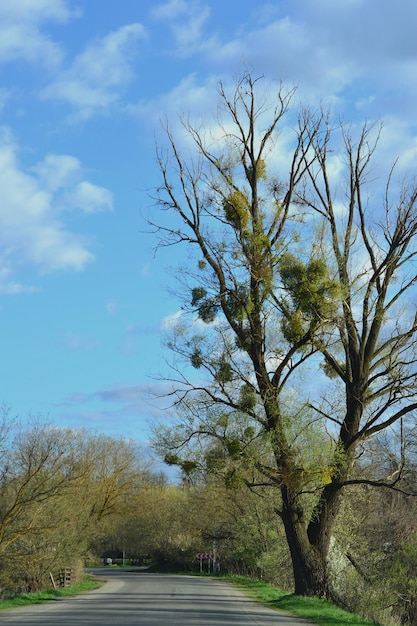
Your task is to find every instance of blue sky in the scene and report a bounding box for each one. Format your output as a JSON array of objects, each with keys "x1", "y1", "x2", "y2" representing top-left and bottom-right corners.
[{"x1": 1, "y1": 0, "x2": 417, "y2": 446}]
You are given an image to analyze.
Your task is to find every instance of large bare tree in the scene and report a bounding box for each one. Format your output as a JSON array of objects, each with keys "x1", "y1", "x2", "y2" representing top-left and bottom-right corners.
[{"x1": 150, "y1": 73, "x2": 417, "y2": 597}]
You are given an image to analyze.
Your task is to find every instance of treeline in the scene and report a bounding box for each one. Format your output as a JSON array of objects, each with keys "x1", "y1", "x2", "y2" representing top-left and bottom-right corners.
[
  {"x1": 0, "y1": 410, "x2": 151, "y2": 595},
  {"x1": 93, "y1": 450, "x2": 417, "y2": 626},
  {"x1": 1, "y1": 409, "x2": 417, "y2": 625}
]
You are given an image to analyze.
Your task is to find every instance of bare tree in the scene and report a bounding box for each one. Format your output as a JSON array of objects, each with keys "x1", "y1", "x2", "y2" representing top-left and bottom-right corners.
[
  {"x1": 0, "y1": 422, "x2": 86, "y2": 557},
  {"x1": 150, "y1": 73, "x2": 417, "y2": 597},
  {"x1": 0, "y1": 416, "x2": 145, "y2": 593}
]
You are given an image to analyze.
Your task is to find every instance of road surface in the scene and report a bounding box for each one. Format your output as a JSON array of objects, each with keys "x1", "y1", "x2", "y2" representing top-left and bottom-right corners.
[{"x1": 0, "y1": 569, "x2": 313, "y2": 625}]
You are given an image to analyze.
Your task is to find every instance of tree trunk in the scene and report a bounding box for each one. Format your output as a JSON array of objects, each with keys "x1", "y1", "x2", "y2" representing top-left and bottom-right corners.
[{"x1": 281, "y1": 486, "x2": 329, "y2": 597}]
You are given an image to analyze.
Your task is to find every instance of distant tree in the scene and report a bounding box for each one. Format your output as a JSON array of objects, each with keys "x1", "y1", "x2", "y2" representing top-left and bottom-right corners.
[
  {"x1": 0, "y1": 413, "x2": 145, "y2": 594},
  {"x1": 0, "y1": 420, "x2": 84, "y2": 559},
  {"x1": 150, "y1": 73, "x2": 417, "y2": 597},
  {"x1": 75, "y1": 433, "x2": 142, "y2": 525}
]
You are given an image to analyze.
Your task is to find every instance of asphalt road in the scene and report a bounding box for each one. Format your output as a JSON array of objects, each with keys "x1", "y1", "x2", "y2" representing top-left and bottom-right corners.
[{"x1": 0, "y1": 569, "x2": 313, "y2": 625}]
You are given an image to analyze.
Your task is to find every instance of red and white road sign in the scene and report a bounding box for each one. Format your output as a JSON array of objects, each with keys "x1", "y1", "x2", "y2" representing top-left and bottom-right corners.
[{"x1": 196, "y1": 553, "x2": 214, "y2": 559}]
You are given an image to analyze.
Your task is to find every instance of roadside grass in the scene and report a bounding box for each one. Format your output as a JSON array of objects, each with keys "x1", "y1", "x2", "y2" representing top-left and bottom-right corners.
[
  {"x1": 224, "y1": 575, "x2": 386, "y2": 626},
  {"x1": 0, "y1": 576, "x2": 102, "y2": 611},
  {"x1": 145, "y1": 565, "x2": 389, "y2": 625},
  {"x1": 6, "y1": 566, "x2": 389, "y2": 626}
]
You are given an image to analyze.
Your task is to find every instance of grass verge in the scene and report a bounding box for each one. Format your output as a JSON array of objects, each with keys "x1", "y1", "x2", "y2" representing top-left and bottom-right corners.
[
  {"x1": 0, "y1": 576, "x2": 102, "y2": 611},
  {"x1": 225, "y1": 575, "x2": 386, "y2": 626},
  {"x1": 10, "y1": 566, "x2": 385, "y2": 626}
]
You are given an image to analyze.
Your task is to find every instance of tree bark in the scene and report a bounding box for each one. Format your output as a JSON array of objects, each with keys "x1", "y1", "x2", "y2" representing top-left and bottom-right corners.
[{"x1": 281, "y1": 486, "x2": 328, "y2": 596}]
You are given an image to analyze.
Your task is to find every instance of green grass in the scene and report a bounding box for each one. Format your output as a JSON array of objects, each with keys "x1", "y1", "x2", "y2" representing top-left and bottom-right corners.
[
  {"x1": 225, "y1": 575, "x2": 388, "y2": 626},
  {"x1": 0, "y1": 576, "x2": 102, "y2": 611}
]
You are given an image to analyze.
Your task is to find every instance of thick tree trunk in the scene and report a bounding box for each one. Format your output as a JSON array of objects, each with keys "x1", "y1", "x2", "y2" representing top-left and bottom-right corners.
[
  {"x1": 281, "y1": 486, "x2": 329, "y2": 597},
  {"x1": 308, "y1": 483, "x2": 344, "y2": 556}
]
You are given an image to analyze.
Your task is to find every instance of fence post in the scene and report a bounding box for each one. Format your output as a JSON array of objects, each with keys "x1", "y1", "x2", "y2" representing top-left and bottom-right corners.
[{"x1": 60, "y1": 568, "x2": 72, "y2": 588}]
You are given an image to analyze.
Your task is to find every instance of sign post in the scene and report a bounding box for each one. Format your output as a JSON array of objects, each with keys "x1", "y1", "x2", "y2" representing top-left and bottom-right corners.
[{"x1": 196, "y1": 552, "x2": 216, "y2": 573}]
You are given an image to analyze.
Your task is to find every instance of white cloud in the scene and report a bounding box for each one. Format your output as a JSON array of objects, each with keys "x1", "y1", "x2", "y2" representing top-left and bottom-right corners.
[
  {"x1": 0, "y1": 0, "x2": 79, "y2": 69},
  {"x1": 64, "y1": 332, "x2": 100, "y2": 351},
  {"x1": 0, "y1": 88, "x2": 12, "y2": 113},
  {"x1": 159, "y1": 0, "x2": 414, "y2": 124},
  {"x1": 32, "y1": 153, "x2": 114, "y2": 213},
  {"x1": 151, "y1": 0, "x2": 211, "y2": 57},
  {"x1": 138, "y1": 0, "x2": 417, "y2": 192},
  {"x1": 66, "y1": 181, "x2": 114, "y2": 214},
  {"x1": 0, "y1": 0, "x2": 77, "y2": 21},
  {"x1": 0, "y1": 262, "x2": 38, "y2": 295},
  {"x1": 132, "y1": 73, "x2": 218, "y2": 134},
  {"x1": 140, "y1": 262, "x2": 151, "y2": 277},
  {"x1": 202, "y1": 15, "x2": 356, "y2": 105},
  {"x1": 161, "y1": 310, "x2": 184, "y2": 331},
  {"x1": 151, "y1": 0, "x2": 189, "y2": 20},
  {"x1": 41, "y1": 23, "x2": 146, "y2": 118},
  {"x1": 375, "y1": 117, "x2": 417, "y2": 176},
  {"x1": 0, "y1": 128, "x2": 113, "y2": 290},
  {"x1": 0, "y1": 283, "x2": 37, "y2": 295},
  {"x1": 32, "y1": 154, "x2": 81, "y2": 191}
]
